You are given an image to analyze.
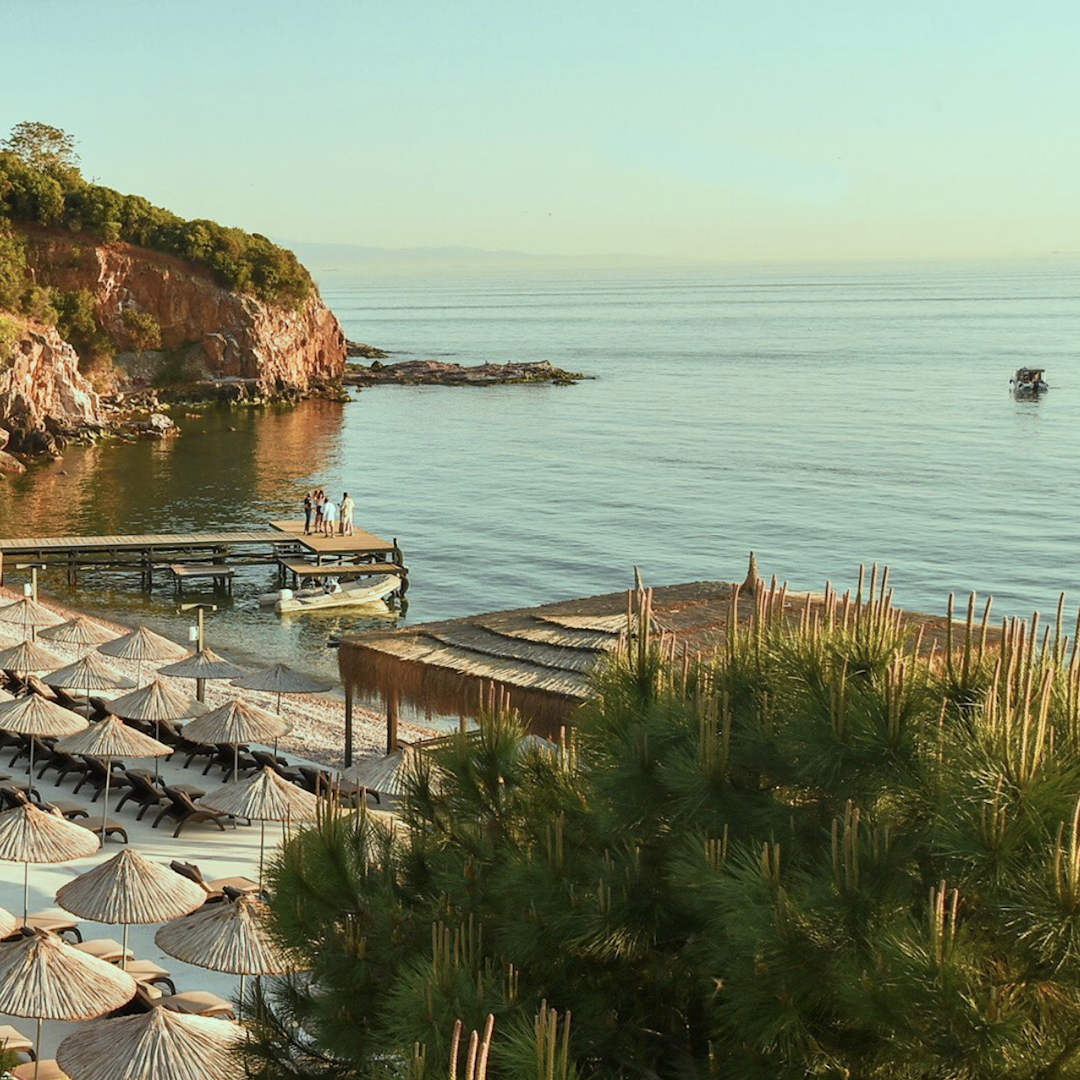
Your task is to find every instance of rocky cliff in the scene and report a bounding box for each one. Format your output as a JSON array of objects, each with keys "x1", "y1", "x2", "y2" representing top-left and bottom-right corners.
[
  {"x1": 24, "y1": 228, "x2": 346, "y2": 393},
  {"x1": 0, "y1": 322, "x2": 101, "y2": 465}
]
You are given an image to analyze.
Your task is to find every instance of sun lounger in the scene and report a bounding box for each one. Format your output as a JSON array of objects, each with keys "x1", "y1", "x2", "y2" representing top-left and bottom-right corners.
[
  {"x1": 123, "y1": 959, "x2": 176, "y2": 994},
  {"x1": 21, "y1": 912, "x2": 81, "y2": 941},
  {"x1": 169, "y1": 860, "x2": 259, "y2": 901},
  {"x1": 72, "y1": 756, "x2": 129, "y2": 801},
  {"x1": 114, "y1": 770, "x2": 167, "y2": 819},
  {"x1": 157, "y1": 990, "x2": 236, "y2": 1020},
  {"x1": 250, "y1": 749, "x2": 303, "y2": 783},
  {"x1": 75, "y1": 818, "x2": 129, "y2": 843},
  {"x1": 0, "y1": 1022, "x2": 35, "y2": 1060},
  {"x1": 75, "y1": 938, "x2": 134, "y2": 964},
  {"x1": 152, "y1": 787, "x2": 228, "y2": 838},
  {"x1": 12, "y1": 1060, "x2": 68, "y2": 1080}
]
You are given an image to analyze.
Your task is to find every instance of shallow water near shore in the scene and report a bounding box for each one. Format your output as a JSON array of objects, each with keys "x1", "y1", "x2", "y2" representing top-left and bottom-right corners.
[{"x1": 2, "y1": 257, "x2": 1080, "y2": 681}]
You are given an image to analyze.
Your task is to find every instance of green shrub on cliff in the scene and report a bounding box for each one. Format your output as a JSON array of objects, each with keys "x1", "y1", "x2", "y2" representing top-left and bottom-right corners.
[{"x1": 0, "y1": 123, "x2": 313, "y2": 308}]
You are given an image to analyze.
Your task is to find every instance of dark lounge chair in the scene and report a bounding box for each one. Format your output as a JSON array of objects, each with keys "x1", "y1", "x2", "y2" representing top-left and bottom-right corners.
[
  {"x1": 169, "y1": 860, "x2": 260, "y2": 902},
  {"x1": 250, "y1": 749, "x2": 303, "y2": 783},
  {"x1": 72, "y1": 757, "x2": 129, "y2": 801},
  {"x1": 152, "y1": 787, "x2": 228, "y2": 838},
  {"x1": 114, "y1": 770, "x2": 167, "y2": 820},
  {"x1": 200, "y1": 742, "x2": 257, "y2": 779}
]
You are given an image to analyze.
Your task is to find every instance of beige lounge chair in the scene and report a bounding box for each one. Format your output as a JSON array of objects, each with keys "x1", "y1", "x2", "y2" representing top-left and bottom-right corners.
[
  {"x1": 74, "y1": 938, "x2": 134, "y2": 964},
  {"x1": 157, "y1": 990, "x2": 236, "y2": 1019},
  {"x1": 12, "y1": 1061, "x2": 68, "y2": 1080}
]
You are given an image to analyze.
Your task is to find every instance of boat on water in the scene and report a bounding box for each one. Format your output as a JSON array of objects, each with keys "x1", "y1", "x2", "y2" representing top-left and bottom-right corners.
[
  {"x1": 1010, "y1": 367, "x2": 1049, "y2": 393},
  {"x1": 260, "y1": 574, "x2": 399, "y2": 614}
]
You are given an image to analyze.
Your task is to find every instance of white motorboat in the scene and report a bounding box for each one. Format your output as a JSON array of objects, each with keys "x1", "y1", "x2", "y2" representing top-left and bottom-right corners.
[{"x1": 264, "y1": 574, "x2": 399, "y2": 614}]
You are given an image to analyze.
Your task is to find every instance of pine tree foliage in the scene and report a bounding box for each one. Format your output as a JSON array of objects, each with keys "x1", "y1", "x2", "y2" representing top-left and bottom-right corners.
[{"x1": 244, "y1": 571, "x2": 1080, "y2": 1079}]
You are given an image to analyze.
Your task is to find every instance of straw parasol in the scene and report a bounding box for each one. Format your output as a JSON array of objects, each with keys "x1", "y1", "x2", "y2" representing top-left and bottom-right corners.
[
  {"x1": 39, "y1": 616, "x2": 119, "y2": 650},
  {"x1": 44, "y1": 653, "x2": 137, "y2": 695},
  {"x1": 202, "y1": 767, "x2": 321, "y2": 886},
  {"x1": 158, "y1": 648, "x2": 248, "y2": 706},
  {"x1": 0, "y1": 693, "x2": 89, "y2": 787},
  {"x1": 0, "y1": 598, "x2": 63, "y2": 641},
  {"x1": 0, "y1": 928, "x2": 138, "y2": 1080},
  {"x1": 57, "y1": 850, "x2": 206, "y2": 970},
  {"x1": 54, "y1": 718, "x2": 171, "y2": 842},
  {"x1": 0, "y1": 904, "x2": 18, "y2": 939},
  {"x1": 180, "y1": 698, "x2": 290, "y2": 780},
  {"x1": 0, "y1": 640, "x2": 65, "y2": 675},
  {"x1": 342, "y1": 745, "x2": 428, "y2": 799},
  {"x1": 232, "y1": 661, "x2": 332, "y2": 716},
  {"x1": 56, "y1": 1005, "x2": 242, "y2": 1080},
  {"x1": 98, "y1": 626, "x2": 188, "y2": 684},
  {"x1": 0, "y1": 804, "x2": 100, "y2": 921},
  {"x1": 107, "y1": 680, "x2": 208, "y2": 779},
  {"x1": 156, "y1": 894, "x2": 295, "y2": 1011}
]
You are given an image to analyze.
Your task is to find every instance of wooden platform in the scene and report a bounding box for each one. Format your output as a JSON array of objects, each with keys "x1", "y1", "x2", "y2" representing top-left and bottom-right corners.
[
  {"x1": 169, "y1": 564, "x2": 235, "y2": 594},
  {"x1": 0, "y1": 522, "x2": 406, "y2": 595}
]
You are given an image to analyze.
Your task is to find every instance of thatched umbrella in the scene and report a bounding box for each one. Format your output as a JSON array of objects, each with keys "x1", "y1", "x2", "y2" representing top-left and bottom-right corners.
[
  {"x1": 0, "y1": 804, "x2": 100, "y2": 921},
  {"x1": 0, "y1": 598, "x2": 62, "y2": 641},
  {"x1": 39, "y1": 616, "x2": 119, "y2": 650},
  {"x1": 0, "y1": 692, "x2": 89, "y2": 788},
  {"x1": 0, "y1": 928, "x2": 138, "y2": 1080},
  {"x1": 180, "y1": 698, "x2": 290, "y2": 781},
  {"x1": 156, "y1": 894, "x2": 295, "y2": 1011},
  {"x1": 202, "y1": 767, "x2": 321, "y2": 886},
  {"x1": 57, "y1": 850, "x2": 206, "y2": 971},
  {"x1": 107, "y1": 680, "x2": 208, "y2": 779},
  {"x1": 158, "y1": 648, "x2": 248, "y2": 706},
  {"x1": 341, "y1": 743, "x2": 441, "y2": 799},
  {"x1": 44, "y1": 653, "x2": 137, "y2": 696},
  {"x1": 0, "y1": 904, "x2": 18, "y2": 939},
  {"x1": 54, "y1": 718, "x2": 171, "y2": 842},
  {"x1": 98, "y1": 627, "x2": 188, "y2": 684},
  {"x1": 232, "y1": 661, "x2": 332, "y2": 717},
  {"x1": 56, "y1": 1005, "x2": 242, "y2": 1080},
  {"x1": 0, "y1": 640, "x2": 65, "y2": 676}
]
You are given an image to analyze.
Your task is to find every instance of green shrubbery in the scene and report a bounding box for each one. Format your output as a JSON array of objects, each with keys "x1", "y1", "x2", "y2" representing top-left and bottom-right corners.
[
  {"x1": 0, "y1": 128, "x2": 313, "y2": 309},
  {"x1": 244, "y1": 578, "x2": 1080, "y2": 1079}
]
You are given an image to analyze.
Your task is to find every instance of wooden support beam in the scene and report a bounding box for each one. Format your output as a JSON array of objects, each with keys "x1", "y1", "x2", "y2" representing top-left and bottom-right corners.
[
  {"x1": 344, "y1": 688, "x2": 354, "y2": 767},
  {"x1": 387, "y1": 691, "x2": 399, "y2": 755}
]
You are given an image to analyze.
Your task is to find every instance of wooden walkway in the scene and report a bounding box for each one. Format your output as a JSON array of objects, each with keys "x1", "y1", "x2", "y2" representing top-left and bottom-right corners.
[{"x1": 0, "y1": 522, "x2": 408, "y2": 596}]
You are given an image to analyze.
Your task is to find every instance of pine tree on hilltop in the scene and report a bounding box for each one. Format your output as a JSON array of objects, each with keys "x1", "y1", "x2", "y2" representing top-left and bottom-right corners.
[{"x1": 244, "y1": 580, "x2": 1080, "y2": 1079}]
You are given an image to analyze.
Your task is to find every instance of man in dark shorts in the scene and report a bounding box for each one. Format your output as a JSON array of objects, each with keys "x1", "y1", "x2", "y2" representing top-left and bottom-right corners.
[{"x1": 303, "y1": 492, "x2": 313, "y2": 535}]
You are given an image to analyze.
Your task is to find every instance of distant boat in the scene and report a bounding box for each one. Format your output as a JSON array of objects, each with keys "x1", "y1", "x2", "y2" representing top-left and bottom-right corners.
[
  {"x1": 262, "y1": 574, "x2": 399, "y2": 614},
  {"x1": 1010, "y1": 367, "x2": 1049, "y2": 393}
]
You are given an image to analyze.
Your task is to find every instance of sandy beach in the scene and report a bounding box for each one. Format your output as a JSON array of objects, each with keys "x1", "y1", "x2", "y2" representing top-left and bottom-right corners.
[{"x1": 0, "y1": 585, "x2": 434, "y2": 769}]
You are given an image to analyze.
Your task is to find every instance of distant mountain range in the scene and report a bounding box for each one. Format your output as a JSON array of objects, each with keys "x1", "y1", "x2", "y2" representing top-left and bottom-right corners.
[{"x1": 281, "y1": 241, "x2": 659, "y2": 270}]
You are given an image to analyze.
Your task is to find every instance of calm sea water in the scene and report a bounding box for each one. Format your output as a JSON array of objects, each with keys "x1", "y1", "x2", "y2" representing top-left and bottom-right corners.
[{"x1": 2, "y1": 258, "x2": 1078, "y2": 681}]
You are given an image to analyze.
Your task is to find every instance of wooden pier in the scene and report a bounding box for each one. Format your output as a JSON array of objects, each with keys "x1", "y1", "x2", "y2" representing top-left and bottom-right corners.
[{"x1": 0, "y1": 522, "x2": 408, "y2": 598}]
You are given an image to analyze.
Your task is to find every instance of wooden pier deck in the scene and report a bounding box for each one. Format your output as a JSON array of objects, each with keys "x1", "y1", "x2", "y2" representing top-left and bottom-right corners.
[{"x1": 0, "y1": 522, "x2": 407, "y2": 595}]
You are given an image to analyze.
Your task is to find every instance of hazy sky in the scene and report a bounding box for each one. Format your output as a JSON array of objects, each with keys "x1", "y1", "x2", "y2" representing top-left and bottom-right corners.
[{"x1": 5, "y1": 0, "x2": 1077, "y2": 262}]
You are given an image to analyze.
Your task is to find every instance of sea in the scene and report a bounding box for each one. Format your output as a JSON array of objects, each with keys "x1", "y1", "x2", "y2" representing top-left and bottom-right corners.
[{"x1": 1, "y1": 256, "x2": 1079, "y2": 683}]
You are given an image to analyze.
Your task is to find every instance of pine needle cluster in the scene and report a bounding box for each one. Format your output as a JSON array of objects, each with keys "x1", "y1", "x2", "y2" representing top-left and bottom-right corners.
[{"x1": 243, "y1": 573, "x2": 1080, "y2": 1079}]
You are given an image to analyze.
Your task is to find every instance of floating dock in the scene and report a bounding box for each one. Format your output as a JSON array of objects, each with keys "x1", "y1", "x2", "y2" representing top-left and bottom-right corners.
[{"x1": 0, "y1": 521, "x2": 408, "y2": 598}]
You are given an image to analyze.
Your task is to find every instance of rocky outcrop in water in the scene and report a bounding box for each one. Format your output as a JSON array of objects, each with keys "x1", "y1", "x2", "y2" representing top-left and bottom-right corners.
[
  {"x1": 25, "y1": 229, "x2": 346, "y2": 396},
  {"x1": 345, "y1": 359, "x2": 587, "y2": 387},
  {"x1": 0, "y1": 323, "x2": 102, "y2": 460}
]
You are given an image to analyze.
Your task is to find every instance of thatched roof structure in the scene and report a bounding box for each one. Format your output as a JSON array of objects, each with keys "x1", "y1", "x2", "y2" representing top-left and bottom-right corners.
[
  {"x1": 232, "y1": 662, "x2": 331, "y2": 697},
  {"x1": 0, "y1": 598, "x2": 63, "y2": 633},
  {"x1": 55, "y1": 716, "x2": 171, "y2": 760},
  {"x1": 0, "y1": 804, "x2": 99, "y2": 864},
  {"x1": 338, "y1": 570, "x2": 978, "y2": 738},
  {"x1": 107, "y1": 680, "x2": 207, "y2": 724},
  {"x1": 202, "y1": 767, "x2": 320, "y2": 822},
  {"x1": 180, "y1": 699, "x2": 289, "y2": 748},
  {"x1": 338, "y1": 579, "x2": 749, "y2": 735},
  {"x1": 0, "y1": 640, "x2": 64, "y2": 674},
  {"x1": 56, "y1": 1005, "x2": 241, "y2": 1080},
  {"x1": 155, "y1": 895, "x2": 293, "y2": 975},
  {"x1": 44, "y1": 654, "x2": 136, "y2": 693},
  {"x1": 57, "y1": 850, "x2": 206, "y2": 926}
]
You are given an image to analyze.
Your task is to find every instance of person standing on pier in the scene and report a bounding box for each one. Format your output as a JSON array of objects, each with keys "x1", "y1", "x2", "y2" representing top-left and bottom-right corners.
[
  {"x1": 322, "y1": 497, "x2": 337, "y2": 537},
  {"x1": 303, "y1": 492, "x2": 313, "y2": 535},
  {"x1": 340, "y1": 492, "x2": 354, "y2": 536},
  {"x1": 313, "y1": 490, "x2": 324, "y2": 533}
]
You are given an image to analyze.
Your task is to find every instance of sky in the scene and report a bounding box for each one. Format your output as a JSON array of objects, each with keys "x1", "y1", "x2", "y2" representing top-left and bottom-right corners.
[{"x1": 4, "y1": 0, "x2": 1079, "y2": 263}]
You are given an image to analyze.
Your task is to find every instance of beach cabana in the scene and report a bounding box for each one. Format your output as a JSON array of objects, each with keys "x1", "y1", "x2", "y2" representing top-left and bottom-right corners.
[{"x1": 38, "y1": 616, "x2": 119, "y2": 650}]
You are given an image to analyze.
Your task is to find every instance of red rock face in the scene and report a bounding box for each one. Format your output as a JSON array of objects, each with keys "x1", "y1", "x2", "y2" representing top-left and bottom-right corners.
[
  {"x1": 24, "y1": 229, "x2": 346, "y2": 391},
  {"x1": 0, "y1": 324, "x2": 101, "y2": 455}
]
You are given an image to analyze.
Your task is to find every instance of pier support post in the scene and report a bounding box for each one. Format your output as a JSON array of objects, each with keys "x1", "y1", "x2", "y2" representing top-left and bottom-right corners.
[
  {"x1": 386, "y1": 691, "x2": 399, "y2": 755},
  {"x1": 344, "y1": 688, "x2": 354, "y2": 768}
]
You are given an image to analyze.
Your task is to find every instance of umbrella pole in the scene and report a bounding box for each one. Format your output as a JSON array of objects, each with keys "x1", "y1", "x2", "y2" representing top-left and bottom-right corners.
[
  {"x1": 22, "y1": 860, "x2": 29, "y2": 924},
  {"x1": 197, "y1": 676, "x2": 205, "y2": 704},
  {"x1": 28, "y1": 738, "x2": 35, "y2": 796},
  {"x1": 259, "y1": 820, "x2": 266, "y2": 890},
  {"x1": 239, "y1": 972, "x2": 246, "y2": 1021},
  {"x1": 101, "y1": 755, "x2": 112, "y2": 844},
  {"x1": 122, "y1": 922, "x2": 129, "y2": 971},
  {"x1": 33, "y1": 1017, "x2": 42, "y2": 1080}
]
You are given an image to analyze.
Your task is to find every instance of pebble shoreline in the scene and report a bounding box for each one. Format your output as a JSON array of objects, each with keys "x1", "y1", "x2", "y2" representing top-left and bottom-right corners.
[{"x1": 0, "y1": 585, "x2": 434, "y2": 769}]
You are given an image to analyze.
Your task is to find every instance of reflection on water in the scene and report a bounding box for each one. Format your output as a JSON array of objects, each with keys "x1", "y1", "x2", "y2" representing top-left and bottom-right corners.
[{"x1": 0, "y1": 402, "x2": 362, "y2": 682}]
